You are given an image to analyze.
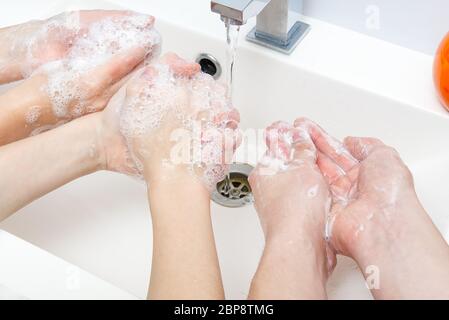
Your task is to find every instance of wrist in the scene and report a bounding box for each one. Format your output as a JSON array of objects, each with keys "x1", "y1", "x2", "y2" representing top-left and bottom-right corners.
[
  {"x1": 0, "y1": 73, "x2": 55, "y2": 145},
  {"x1": 266, "y1": 229, "x2": 327, "y2": 257},
  {"x1": 73, "y1": 112, "x2": 107, "y2": 173},
  {"x1": 344, "y1": 195, "x2": 429, "y2": 261},
  {"x1": 147, "y1": 165, "x2": 208, "y2": 194},
  {"x1": 147, "y1": 169, "x2": 211, "y2": 222},
  {"x1": 0, "y1": 73, "x2": 51, "y2": 115},
  {"x1": 262, "y1": 206, "x2": 327, "y2": 243},
  {"x1": 86, "y1": 112, "x2": 108, "y2": 172},
  {"x1": 263, "y1": 233, "x2": 329, "y2": 284},
  {"x1": 0, "y1": 21, "x2": 44, "y2": 83},
  {"x1": 144, "y1": 161, "x2": 199, "y2": 187}
]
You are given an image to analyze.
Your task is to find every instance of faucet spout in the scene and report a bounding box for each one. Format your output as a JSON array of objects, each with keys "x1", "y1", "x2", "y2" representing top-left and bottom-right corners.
[
  {"x1": 211, "y1": 0, "x2": 271, "y2": 25},
  {"x1": 211, "y1": 0, "x2": 310, "y2": 54}
]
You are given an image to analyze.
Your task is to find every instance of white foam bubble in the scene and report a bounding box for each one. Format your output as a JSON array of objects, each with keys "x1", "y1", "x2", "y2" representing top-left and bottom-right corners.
[
  {"x1": 307, "y1": 185, "x2": 319, "y2": 198},
  {"x1": 39, "y1": 13, "x2": 161, "y2": 119},
  {"x1": 67, "y1": 14, "x2": 161, "y2": 63},
  {"x1": 119, "y1": 61, "x2": 234, "y2": 188},
  {"x1": 25, "y1": 105, "x2": 42, "y2": 124},
  {"x1": 258, "y1": 155, "x2": 289, "y2": 175},
  {"x1": 9, "y1": 12, "x2": 82, "y2": 78},
  {"x1": 355, "y1": 224, "x2": 365, "y2": 237}
]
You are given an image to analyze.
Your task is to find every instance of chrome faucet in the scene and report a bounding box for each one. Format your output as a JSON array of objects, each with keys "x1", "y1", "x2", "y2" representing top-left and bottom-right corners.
[{"x1": 211, "y1": 0, "x2": 310, "y2": 54}]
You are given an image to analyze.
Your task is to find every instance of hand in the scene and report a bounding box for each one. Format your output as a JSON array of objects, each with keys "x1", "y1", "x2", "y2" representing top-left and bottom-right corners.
[
  {"x1": 109, "y1": 53, "x2": 240, "y2": 189},
  {"x1": 294, "y1": 118, "x2": 418, "y2": 256},
  {"x1": 249, "y1": 121, "x2": 334, "y2": 272},
  {"x1": 0, "y1": 10, "x2": 150, "y2": 82},
  {"x1": 0, "y1": 12, "x2": 159, "y2": 145},
  {"x1": 0, "y1": 46, "x2": 148, "y2": 145},
  {"x1": 36, "y1": 11, "x2": 159, "y2": 120},
  {"x1": 95, "y1": 53, "x2": 202, "y2": 176},
  {"x1": 296, "y1": 118, "x2": 449, "y2": 299},
  {"x1": 248, "y1": 121, "x2": 334, "y2": 299}
]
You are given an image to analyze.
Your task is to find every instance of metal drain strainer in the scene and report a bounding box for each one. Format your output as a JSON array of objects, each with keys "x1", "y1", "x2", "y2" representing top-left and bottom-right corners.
[{"x1": 212, "y1": 163, "x2": 254, "y2": 208}]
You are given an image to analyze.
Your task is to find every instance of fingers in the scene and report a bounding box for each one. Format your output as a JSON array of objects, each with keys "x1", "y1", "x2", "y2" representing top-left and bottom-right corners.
[
  {"x1": 123, "y1": 65, "x2": 157, "y2": 99},
  {"x1": 214, "y1": 109, "x2": 240, "y2": 130},
  {"x1": 103, "y1": 67, "x2": 142, "y2": 102},
  {"x1": 140, "y1": 65, "x2": 158, "y2": 82},
  {"x1": 262, "y1": 121, "x2": 320, "y2": 165},
  {"x1": 160, "y1": 52, "x2": 201, "y2": 78},
  {"x1": 343, "y1": 136, "x2": 385, "y2": 161},
  {"x1": 294, "y1": 117, "x2": 358, "y2": 172},
  {"x1": 233, "y1": 128, "x2": 243, "y2": 151},
  {"x1": 126, "y1": 53, "x2": 201, "y2": 96},
  {"x1": 213, "y1": 109, "x2": 241, "y2": 161},
  {"x1": 90, "y1": 46, "x2": 147, "y2": 92},
  {"x1": 317, "y1": 151, "x2": 354, "y2": 203},
  {"x1": 317, "y1": 151, "x2": 345, "y2": 184},
  {"x1": 290, "y1": 127, "x2": 317, "y2": 163},
  {"x1": 264, "y1": 121, "x2": 293, "y2": 160}
]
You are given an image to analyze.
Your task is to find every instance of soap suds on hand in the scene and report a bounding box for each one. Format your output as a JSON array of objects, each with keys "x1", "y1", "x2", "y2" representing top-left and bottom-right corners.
[
  {"x1": 307, "y1": 185, "x2": 319, "y2": 198},
  {"x1": 37, "y1": 13, "x2": 161, "y2": 120},
  {"x1": 25, "y1": 105, "x2": 42, "y2": 124},
  {"x1": 119, "y1": 62, "x2": 235, "y2": 190}
]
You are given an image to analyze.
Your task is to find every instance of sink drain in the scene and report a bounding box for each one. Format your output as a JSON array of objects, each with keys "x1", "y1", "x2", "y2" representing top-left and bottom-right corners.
[
  {"x1": 195, "y1": 53, "x2": 222, "y2": 80},
  {"x1": 212, "y1": 163, "x2": 254, "y2": 208}
]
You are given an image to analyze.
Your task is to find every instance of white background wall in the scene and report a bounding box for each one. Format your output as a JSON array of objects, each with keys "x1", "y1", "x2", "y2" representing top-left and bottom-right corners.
[{"x1": 291, "y1": 0, "x2": 449, "y2": 55}]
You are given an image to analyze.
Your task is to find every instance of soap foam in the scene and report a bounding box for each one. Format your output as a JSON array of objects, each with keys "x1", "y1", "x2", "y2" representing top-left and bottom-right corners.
[
  {"x1": 39, "y1": 13, "x2": 161, "y2": 120},
  {"x1": 258, "y1": 123, "x2": 314, "y2": 175},
  {"x1": 120, "y1": 64, "x2": 176, "y2": 138},
  {"x1": 25, "y1": 105, "x2": 42, "y2": 125},
  {"x1": 119, "y1": 62, "x2": 234, "y2": 190},
  {"x1": 11, "y1": 13, "x2": 81, "y2": 78},
  {"x1": 307, "y1": 185, "x2": 319, "y2": 198}
]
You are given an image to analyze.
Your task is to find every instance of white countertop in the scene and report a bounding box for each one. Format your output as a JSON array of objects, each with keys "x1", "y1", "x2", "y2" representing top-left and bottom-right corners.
[{"x1": 0, "y1": 230, "x2": 137, "y2": 299}]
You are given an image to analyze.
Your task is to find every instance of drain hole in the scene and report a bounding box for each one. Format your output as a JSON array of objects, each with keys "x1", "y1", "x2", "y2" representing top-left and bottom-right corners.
[
  {"x1": 217, "y1": 172, "x2": 251, "y2": 200},
  {"x1": 199, "y1": 58, "x2": 217, "y2": 77},
  {"x1": 212, "y1": 163, "x2": 254, "y2": 208},
  {"x1": 195, "y1": 53, "x2": 222, "y2": 80}
]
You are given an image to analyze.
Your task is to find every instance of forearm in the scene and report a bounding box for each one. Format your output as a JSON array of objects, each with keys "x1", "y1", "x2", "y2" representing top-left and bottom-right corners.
[
  {"x1": 0, "y1": 113, "x2": 103, "y2": 220},
  {"x1": 147, "y1": 174, "x2": 224, "y2": 300},
  {"x1": 248, "y1": 234, "x2": 328, "y2": 300},
  {"x1": 352, "y1": 201, "x2": 449, "y2": 300},
  {"x1": 0, "y1": 73, "x2": 54, "y2": 146}
]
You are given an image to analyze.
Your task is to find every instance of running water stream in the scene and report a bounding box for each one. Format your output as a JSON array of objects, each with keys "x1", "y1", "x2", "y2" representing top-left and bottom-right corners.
[
  {"x1": 223, "y1": 18, "x2": 240, "y2": 192},
  {"x1": 225, "y1": 18, "x2": 240, "y2": 103}
]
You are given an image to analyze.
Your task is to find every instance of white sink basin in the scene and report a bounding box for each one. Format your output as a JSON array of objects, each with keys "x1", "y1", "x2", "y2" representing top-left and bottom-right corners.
[{"x1": 1, "y1": 0, "x2": 448, "y2": 300}]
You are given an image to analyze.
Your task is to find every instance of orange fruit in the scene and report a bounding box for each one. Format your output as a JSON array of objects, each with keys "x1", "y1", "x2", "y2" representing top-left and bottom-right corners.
[{"x1": 434, "y1": 32, "x2": 449, "y2": 111}]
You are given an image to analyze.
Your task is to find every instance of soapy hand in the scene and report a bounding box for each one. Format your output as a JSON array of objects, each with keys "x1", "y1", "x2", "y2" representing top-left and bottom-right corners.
[
  {"x1": 294, "y1": 118, "x2": 418, "y2": 257},
  {"x1": 30, "y1": 47, "x2": 148, "y2": 125},
  {"x1": 97, "y1": 53, "x2": 240, "y2": 188},
  {"x1": 119, "y1": 53, "x2": 240, "y2": 189},
  {"x1": 249, "y1": 121, "x2": 335, "y2": 273},
  {"x1": 0, "y1": 12, "x2": 161, "y2": 144},
  {"x1": 0, "y1": 10, "x2": 150, "y2": 83},
  {"x1": 38, "y1": 12, "x2": 160, "y2": 118}
]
